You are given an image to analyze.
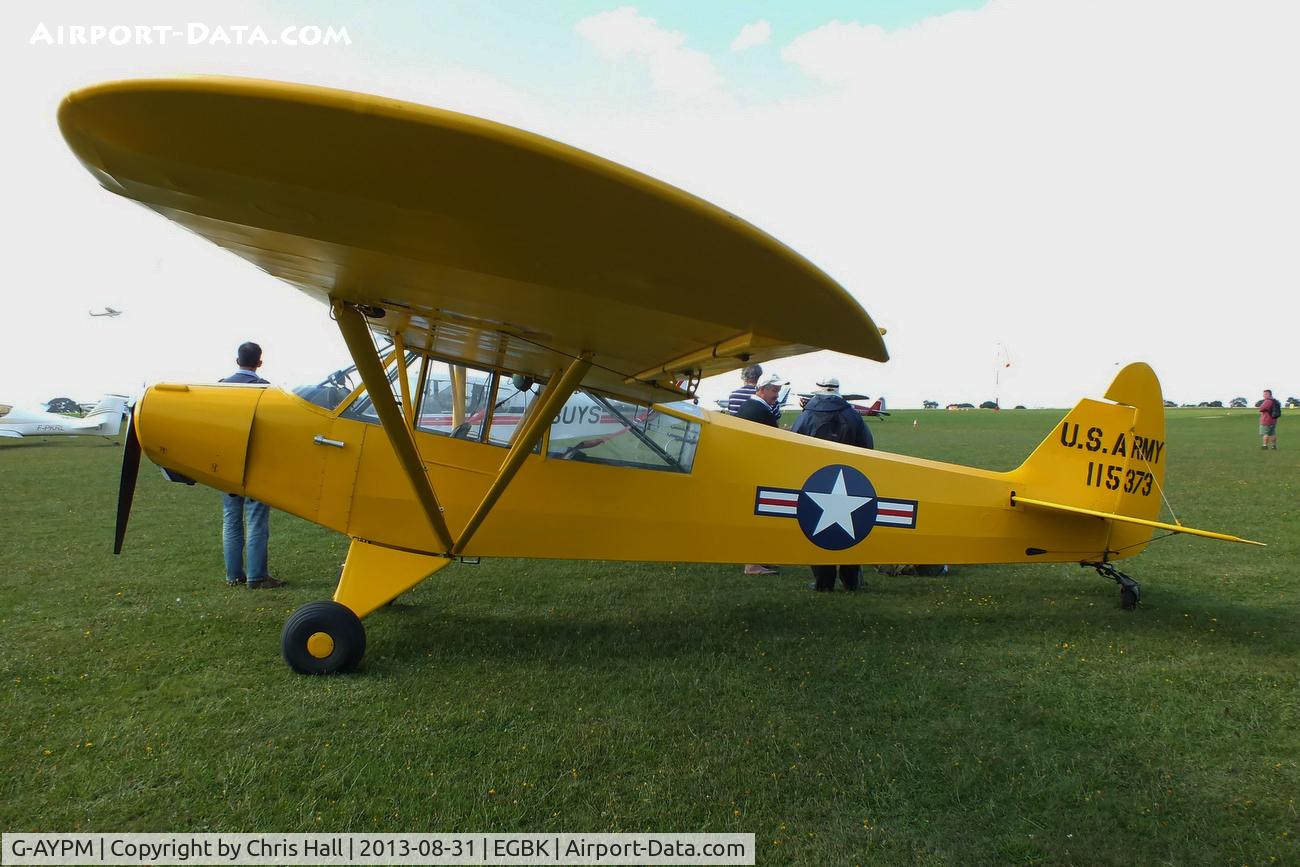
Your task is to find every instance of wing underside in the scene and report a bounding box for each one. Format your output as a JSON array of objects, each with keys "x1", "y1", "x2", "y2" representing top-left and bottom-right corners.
[{"x1": 60, "y1": 77, "x2": 889, "y2": 403}]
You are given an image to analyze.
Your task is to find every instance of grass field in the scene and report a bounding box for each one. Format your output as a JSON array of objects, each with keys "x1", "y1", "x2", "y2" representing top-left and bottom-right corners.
[{"x1": 1, "y1": 408, "x2": 1296, "y2": 865}]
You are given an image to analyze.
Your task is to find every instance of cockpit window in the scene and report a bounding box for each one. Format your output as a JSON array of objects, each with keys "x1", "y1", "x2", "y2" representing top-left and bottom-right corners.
[
  {"x1": 415, "y1": 361, "x2": 493, "y2": 440},
  {"x1": 546, "y1": 391, "x2": 699, "y2": 473},
  {"x1": 301, "y1": 347, "x2": 698, "y2": 473},
  {"x1": 338, "y1": 350, "x2": 418, "y2": 423},
  {"x1": 293, "y1": 340, "x2": 395, "y2": 413},
  {"x1": 487, "y1": 376, "x2": 542, "y2": 447},
  {"x1": 293, "y1": 367, "x2": 360, "y2": 412}
]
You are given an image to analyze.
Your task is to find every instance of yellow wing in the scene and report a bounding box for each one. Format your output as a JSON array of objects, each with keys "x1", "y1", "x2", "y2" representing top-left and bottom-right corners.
[{"x1": 59, "y1": 76, "x2": 888, "y2": 403}]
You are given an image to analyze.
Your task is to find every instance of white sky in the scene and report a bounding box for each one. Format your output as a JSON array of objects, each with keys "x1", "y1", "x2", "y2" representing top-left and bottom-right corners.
[{"x1": 3, "y1": 0, "x2": 1297, "y2": 409}]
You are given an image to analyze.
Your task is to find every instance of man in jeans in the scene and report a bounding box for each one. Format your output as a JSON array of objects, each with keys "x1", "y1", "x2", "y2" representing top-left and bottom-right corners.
[{"x1": 219, "y1": 342, "x2": 285, "y2": 589}]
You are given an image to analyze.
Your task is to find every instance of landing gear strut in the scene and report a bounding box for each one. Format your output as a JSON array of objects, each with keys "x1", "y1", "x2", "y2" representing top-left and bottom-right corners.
[{"x1": 1085, "y1": 561, "x2": 1141, "y2": 610}]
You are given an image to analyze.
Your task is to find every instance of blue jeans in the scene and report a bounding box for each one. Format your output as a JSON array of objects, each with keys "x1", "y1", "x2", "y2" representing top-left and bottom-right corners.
[{"x1": 222, "y1": 494, "x2": 269, "y2": 583}]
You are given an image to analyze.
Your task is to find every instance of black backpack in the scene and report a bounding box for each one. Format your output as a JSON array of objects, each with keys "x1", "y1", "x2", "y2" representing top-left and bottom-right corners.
[
  {"x1": 1269, "y1": 400, "x2": 1282, "y2": 419},
  {"x1": 804, "y1": 409, "x2": 852, "y2": 443}
]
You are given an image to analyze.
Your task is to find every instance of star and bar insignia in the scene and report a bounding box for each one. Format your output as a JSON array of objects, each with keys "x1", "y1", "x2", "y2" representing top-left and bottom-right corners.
[{"x1": 754, "y1": 464, "x2": 917, "y2": 550}]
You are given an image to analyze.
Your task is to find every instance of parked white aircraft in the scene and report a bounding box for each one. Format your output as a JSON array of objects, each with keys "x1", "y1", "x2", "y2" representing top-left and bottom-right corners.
[{"x1": 0, "y1": 395, "x2": 129, "y2": 440}]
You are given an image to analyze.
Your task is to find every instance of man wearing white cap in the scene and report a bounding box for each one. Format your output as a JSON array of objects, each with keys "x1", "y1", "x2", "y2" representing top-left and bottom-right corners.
[
  {"x1": 792, "y1": 374, "x2": 874, "y2": 591},
  {"x1": 736, "y1": 371, "x2": 787, "y2": 576},
  {"x1": 734, "y1": 371, "x2": 787, "y2": 427}
]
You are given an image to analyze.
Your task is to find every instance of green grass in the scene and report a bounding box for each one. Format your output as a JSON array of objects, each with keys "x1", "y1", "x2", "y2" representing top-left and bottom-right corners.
[{"x1": 1, "y1": 409, "x2": 1296, "y2": 865}]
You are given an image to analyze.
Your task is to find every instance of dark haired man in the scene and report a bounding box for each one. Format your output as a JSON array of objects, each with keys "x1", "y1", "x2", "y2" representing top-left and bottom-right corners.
[
  {"x1": 728, "y1": 364, "x2": 782, "y2": 423},
  {"x1": 727, "y1": 364, "x2": 763, "y2": 415},
  {"x1": 219, "y1": 342, "x2": 284, "y2": 589}
]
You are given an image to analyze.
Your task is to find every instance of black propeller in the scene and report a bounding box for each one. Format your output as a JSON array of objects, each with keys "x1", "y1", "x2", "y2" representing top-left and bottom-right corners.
[{"x1": 113, "y1": 407, "x2": 140, "y2": 555}]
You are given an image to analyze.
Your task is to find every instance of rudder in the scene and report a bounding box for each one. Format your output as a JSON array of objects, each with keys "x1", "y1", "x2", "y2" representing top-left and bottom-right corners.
[
  {"x1": 1011, "y1": 363, "x2": 1167, "y2": 557},
  {"x1": 84, "y1": 395, "x2": 129, "y2": 437}
]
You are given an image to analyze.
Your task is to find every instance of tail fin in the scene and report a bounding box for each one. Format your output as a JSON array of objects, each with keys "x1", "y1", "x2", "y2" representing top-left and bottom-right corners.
[
  {"x1": 83, "y1": 395, "x2": 129, "y2": 437},
  {"x1": 1009, "y1": 364, "x2": 1261, "y2": 552},
  {"x1": 1010, "y1": 363, "x2": 1168, "y2": 556}
]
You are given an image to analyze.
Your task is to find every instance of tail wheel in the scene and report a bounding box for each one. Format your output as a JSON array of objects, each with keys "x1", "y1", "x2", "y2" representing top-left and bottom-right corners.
[{"x1": 282, "y1": 601, "x2": 366, "y2": 674}]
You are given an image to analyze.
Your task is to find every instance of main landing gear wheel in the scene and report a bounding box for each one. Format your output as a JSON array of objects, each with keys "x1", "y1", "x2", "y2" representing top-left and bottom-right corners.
[{"x1": 282, "y1": 601, "x2": 366, "y2": 674}]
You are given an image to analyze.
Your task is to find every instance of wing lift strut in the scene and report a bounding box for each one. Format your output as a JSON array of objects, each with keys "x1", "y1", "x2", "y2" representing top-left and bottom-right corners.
[
  {"x1": 335, "y1": 301, "x2": 593, "y2": 559},
  {"x1": 282, "y1": 303, "x2": 592, "y2": 675}
]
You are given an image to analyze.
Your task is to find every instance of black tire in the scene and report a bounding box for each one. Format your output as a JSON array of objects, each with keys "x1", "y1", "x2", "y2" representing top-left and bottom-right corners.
[
  {"x1": 281, "y1": 601, "x2": 366, "y2": 674},
  {"x1": 1120, "y1": 587, "x2": 1139, "y2": 611}
]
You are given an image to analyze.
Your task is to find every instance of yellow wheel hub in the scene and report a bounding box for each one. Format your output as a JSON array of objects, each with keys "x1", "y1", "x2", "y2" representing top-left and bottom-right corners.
[{"x1": 306, "y1": 631, "x2": 335, "y2": 659}]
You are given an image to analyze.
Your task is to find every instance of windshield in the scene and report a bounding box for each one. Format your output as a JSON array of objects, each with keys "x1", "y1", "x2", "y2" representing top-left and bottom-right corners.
[{"x1": 292, "y1": 340, "x2": 393, "y2": 412}]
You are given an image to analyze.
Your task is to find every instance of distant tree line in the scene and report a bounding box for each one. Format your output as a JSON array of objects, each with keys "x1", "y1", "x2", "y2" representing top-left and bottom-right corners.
[
  {"x1": 921, "y1": 396, "x2": 1298, "y2": 409},
  {"x1": 1158, "y1": 396, "x2": 1298, "y2": 408}
]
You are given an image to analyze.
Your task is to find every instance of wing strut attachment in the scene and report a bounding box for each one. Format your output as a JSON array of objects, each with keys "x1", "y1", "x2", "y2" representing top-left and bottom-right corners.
[
  {"x1": 451, "y1": 351, "x2": 593, "y2": 556},
  {"x1": 335, "y1": 301, "x2": 455, "y2": 553}
]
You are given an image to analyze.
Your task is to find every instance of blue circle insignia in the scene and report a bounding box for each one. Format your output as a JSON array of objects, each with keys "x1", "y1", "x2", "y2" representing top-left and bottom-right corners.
[{"x1": 796, "y1": 464, "x2": 878, "y2": 550}]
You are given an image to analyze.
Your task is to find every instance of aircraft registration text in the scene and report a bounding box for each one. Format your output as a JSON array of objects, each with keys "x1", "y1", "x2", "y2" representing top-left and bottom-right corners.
[
  {"x1": 1059, "y1": 422, "x2": 1164, "y2": 496},
  {"x1": 1058, "y1": 423, "x2": 1165, "y2": 464}
]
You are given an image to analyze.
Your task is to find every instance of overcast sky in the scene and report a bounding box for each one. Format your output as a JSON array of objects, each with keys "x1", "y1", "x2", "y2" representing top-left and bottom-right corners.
[{"x1": 4, "y1": 0, "x2": 1296, "y2": 408}]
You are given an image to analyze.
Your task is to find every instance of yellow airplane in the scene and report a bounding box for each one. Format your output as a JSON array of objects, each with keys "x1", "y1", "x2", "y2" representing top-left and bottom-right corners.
[{"x1": 58, "y1": 77, "x2": 1261, "y2": 674}]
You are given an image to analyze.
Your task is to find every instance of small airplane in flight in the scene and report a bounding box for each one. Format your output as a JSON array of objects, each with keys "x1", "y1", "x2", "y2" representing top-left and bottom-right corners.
[
  {"x1": 0, "y1": 395, "x2": 128, "y2": 440},
  {"x1": 59, "y1": 77, "x2": 1262, "y2": 675},
  {"x1": 89, "y1": 306, "x2": 123, "y2": 317}
]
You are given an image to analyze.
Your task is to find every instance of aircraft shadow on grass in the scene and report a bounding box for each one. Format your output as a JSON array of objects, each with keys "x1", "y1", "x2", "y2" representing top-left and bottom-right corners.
[{"x1": 357, "y1": 582, "x2": 1295, "y2": 663}]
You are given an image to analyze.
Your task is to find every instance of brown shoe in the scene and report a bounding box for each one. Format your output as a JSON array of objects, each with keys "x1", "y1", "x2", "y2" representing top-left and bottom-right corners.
[{"x1": 248, "y1": 577, "x2": 287, "y2": 589}]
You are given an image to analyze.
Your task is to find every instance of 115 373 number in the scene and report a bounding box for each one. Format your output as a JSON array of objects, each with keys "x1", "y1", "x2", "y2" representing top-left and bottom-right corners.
[{"x1": 1085, "y1": 462, "x2": 1154, "y2": 496}]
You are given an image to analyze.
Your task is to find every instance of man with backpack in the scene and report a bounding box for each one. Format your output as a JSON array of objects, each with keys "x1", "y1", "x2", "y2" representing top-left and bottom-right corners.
[
  {"x1": 791, "y1": 375, "x2": 873, "y2": 591},
  {"x1": 791, "y1": 375, "x2": 873, "y2": 449},
  {"x1": 1258, "y1": 388, "x2": 1282, "y2": 450}
]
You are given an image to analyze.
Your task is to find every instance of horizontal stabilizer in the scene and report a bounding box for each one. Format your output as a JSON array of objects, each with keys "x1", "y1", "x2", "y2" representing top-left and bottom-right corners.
[{"x1": 1012, "y1": 495, "x2": 1264, "y2": 547}]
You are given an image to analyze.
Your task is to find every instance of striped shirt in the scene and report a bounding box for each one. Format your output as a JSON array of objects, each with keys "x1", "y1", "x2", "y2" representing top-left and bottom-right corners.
[{"x1": 727, "y1": 384, "x2": 757, "y2": 415}]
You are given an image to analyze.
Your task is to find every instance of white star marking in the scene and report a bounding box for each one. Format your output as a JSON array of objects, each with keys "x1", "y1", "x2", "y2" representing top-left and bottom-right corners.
[{"x1": 805, "y1": 470, "x2": 874, "y2": 537}]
